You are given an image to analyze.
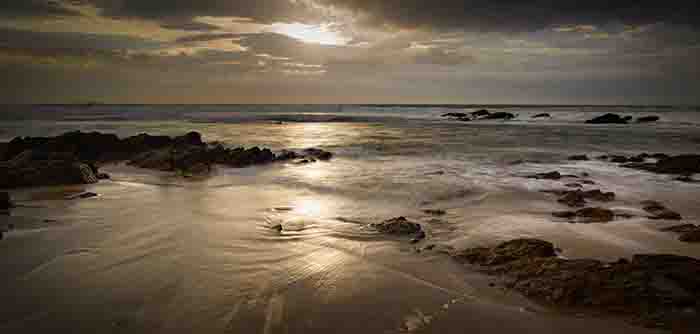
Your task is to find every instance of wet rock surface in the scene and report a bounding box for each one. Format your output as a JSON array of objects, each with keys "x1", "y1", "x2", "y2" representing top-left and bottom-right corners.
[
  {"x1": 370, "y1": 217, "x2": 423, "y2": 236},
  {"x1": 660, "y1": 224, "x2": 700, "y2": 243},
  {"x1": 637, "y1": 116, "x2": 660, "y2": 123},
  {"x1": 452, "y1": 239, "x2": 700, "y2": 331},
  {"x1": 641, "y1": 201, "x2": 682, "y2": 220},
  {"x1": 1, "y1": 131, "x2": 334, "y2": 187},
  {"x1": 585, "y1": 113, "x2": 629, "y2": 124}
]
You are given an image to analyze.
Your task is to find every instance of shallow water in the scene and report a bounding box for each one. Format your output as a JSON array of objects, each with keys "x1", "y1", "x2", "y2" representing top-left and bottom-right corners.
[{"x1": 1, "y1": 105, "x2": 699, "y2": 333}]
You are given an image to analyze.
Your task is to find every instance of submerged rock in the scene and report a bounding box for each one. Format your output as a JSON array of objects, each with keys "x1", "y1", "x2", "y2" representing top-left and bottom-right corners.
[
  {"x1": 558, "y1": 191, "x2": 586, "y2": 207},
  {"x1": 532, "y1": 113, "x2": 551, "y2": 118},
  {"x1": 471, "y1": 109, "x2": 490, "y2": 117},
  {"x1": 585, "y1": 113, "x2": 628, "y2": 124},
  {"x1": 371, "y1": 217, "x2": 423, "y2": 235},
  {"x1": 452, "y1": 238, "x2": 700, "y2": 329},
  {"x1": 574, "y1": 207, "x2": 615, "y2": 222},
  {"x1": 441, "y1": 112, "x2": 468, "y2": 118},
  {"x1": 637, "y1": 116, "x2": 660, "y2": 123}
]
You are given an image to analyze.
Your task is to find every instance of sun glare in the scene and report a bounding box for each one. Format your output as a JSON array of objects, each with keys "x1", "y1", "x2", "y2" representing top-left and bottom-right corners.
[{"x1": 271, "y1": 23, "x2": 349, "y2": 45}]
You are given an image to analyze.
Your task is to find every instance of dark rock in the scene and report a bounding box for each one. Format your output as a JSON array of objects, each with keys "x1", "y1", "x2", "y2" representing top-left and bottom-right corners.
[
  {"x1": 371, "y1": 217, "x2": 423, "y2": 235},
  {"x1": 627, "y1": 156, "x2": 645, "y2": 163},
  {"x1": 661, "y1": 224, "x2": 698, "y2": 233},
  {"x1": 471, "y1": 109, "x2": 490, "y2": 117},
  {"x1": 574, "y1": 207, "x2": 615, "y2": 223},
  {"x1": 637, "y1": 116, "x2": 660, "y2": 123},
  {"x1": 679, "y1": 230, "x2": 700, "y2": 243},
  {"x1": 642, "y1": 200, "x2": 682, "y2": 220},
  {"x1": 423, "y1": 209, "x2": 446, "y2": 216},
  {"x1": 637, "y1": 153, "x2": 651, "y2": 159},
  {"x1": 565, "y1": 183, "x2": 583, "y2": 188},
  {"x1": 303, "y1": 148, "x2": 333, "y2": 161},
  {"x1": 582, "y1": 189, "x2": 615, "y2": 202},
  {"x1": 596, "y1": 155, "x2": 609, "y2": 160},
  {"x1": 610, "y1": 155, "x2": 629, "y2": 163},
  {"x1": 552, "y1": 211, "x2": 576, "y2": 218},
  {"x1": 675, "y1": 175, "x2": 699, "y2": 183},
  {"x1": 483, "y1": 112, "x2": 515, "y2": 120},
  {"x1": 623, "y1": 116, "x2": 633, "y2": 121},
  {"x1": 410, "y1": 230, "x2": 427, "y2": 244},
  {"x1": 653, "y1": 155, "x2": 700, "y2": 175},
  {"x1": 568, "y1": 155, "x2": 589, "y2": 161},
  {"x1": 456, "y1": 117, "x2": 472, "y2": 122},
  {"x1": 0, "y1": 160, "x2": 98, "y2": 188},
  {"x1": 1, "y1": 192, "x2": 12, "y2": 210},
  {"x1": 442, "y1": 112, "x2": 468, "y2": 118},
  {"x1": 651, "y1": 153, "x2": 670, "y2": 160},
  {"x1": 528, "y1": 171, "x2": 562, "y2": 180},
  {"x1": 452, "y1": 239, "x2": 700, "y2": 329},
  {"x1": 275, "y1": 150, "x2": 299, "y2": 161},
  {"x1": 174, "y1": 131, "x2": 204, "y2": 147},
  {"x1": 580, "y1": 180, "x2": 596, "y2": 185},
  {"x1": 585, "y1": 113, "x2": 628, "y2": 124},
  {"x1": 66, "y1": 192, "x2": 98, "y2": 200},
  {"x1": 558, "y1": 191, "x2": 586, "y2": 207},
  {"x1": 532, "y1": 113, "x2": 551, "y2": 118},
  {"x1": 452, "y1": 239, "x2": 556, "y2": 265},
  {"x1": 580, "y1": 172, "x2": 590, "y2": 177},
  {"x1": 292, "y1": 158, "x2": 316, "y2": 165}
]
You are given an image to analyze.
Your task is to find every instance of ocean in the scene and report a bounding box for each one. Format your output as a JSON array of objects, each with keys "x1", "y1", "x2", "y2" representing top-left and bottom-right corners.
[{"x1": 1, "y1": 104, "x2": 699, "y2": 333}]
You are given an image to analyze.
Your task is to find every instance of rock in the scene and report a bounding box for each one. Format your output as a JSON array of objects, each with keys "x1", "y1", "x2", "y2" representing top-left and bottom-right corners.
[
  {"x1": 582, "y1": 189, "x2": 615, "y2": 202},
  {"x1": 303, "y1": 148, "x2": 333, "y2": 161},
  {"x1": 642, "y1": 200, "x2": 682, "y2": 220},
  {"x1": 558, "y1": 191, "x2": 586, "y2": 207},
  {"x1": 66, "y1": 192, "x2": 98, "y2": 200},
  {"x1": 483, "y1": 112, "x2": 515, "y2": 120},
  {"x1": 661, "y1": 224, "x2": 698, "y2": 233},
  {"x1": 275, "y1": 150, "x2": 299, "y2": 161},
  {"x1": 423, "y1": 209, "x2": 446, "y2": 216},
  {"x1": 585, "y1": 113, "x2": 629, "y2": 124},
  {"x1": 452, "y1": 239, "x2": 700, "y2": 329},
  {"x1": 610, "y1": 155, "x2": 629, "y2": 163},
  {"x1": 1, "y1": 192, "x2": 12, "y2": 210},
  {"x1": 580, "y1": 180, "x2": 596, "y2": 185},
  {"x1": 627, "y1": 156, "x2": 644, "y2": 163},
  {"x1": 568, "y1": 155, "x2": 589, "y2": 161},
  {"x1": 456, "y1": 117, "x2": 472, "y2": 122},
  {"x1": 532, "y1": 113, "x2": 551, "y2": 118},
  {"x1": 651, "y1": 153, "x2": 670, "y2": 160},
  {"x1": 0, "y1": 160, "x2": 99, "y2": 188},
  {"x1": 552, "y1": 211, "x2": 576, "y2": 218},
  {"x1": 679, "y1": 230, "x2": 700, "y2": 243},
  {"x1": 471, "y1": 109, "x2": 490, "y2": 117},
  {"x1": 442, "y1": 112, "x2": 468, "y2": 118},
  {"x1": 452, "y1": 239, "x2": 556, "y2": 265},
  {"x1": 371, "y1": 217, "x2": 423, "y2": 235},
  {"x1": 623, "y1": 116, "x2": 633, "y2": 121},
  {"x1": 410, "y1": 230, "x2": 427, "y2": 244},
  {"x1": 174, "y1": 131, "x2": 204, "y2": 147},
  {"x1": 565, "y1": 183, "x2": 583, "y2": 188},
  {"x1": 97, "y1": 173, "x2": 110, "y2": 180},
  {"x1": 574, "y1": 207, "x2": 615, "y2": 223},
  {"x1": 528, "y1": 171, "x2": 562, "y2": 180},
  {"x1": 653, "y1": 155, "x2": 700, "y2": 174},
  {"x1": 637, "y1": 116, "x2": 660, "y2": 123}
]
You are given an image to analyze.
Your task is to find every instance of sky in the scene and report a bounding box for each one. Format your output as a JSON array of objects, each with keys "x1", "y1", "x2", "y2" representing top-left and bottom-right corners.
[{"x1": 0, "y1": 0, "x2": 698, "y2": 104}]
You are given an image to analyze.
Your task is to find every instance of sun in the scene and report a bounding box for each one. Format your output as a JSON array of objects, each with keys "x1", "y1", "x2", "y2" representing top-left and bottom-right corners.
[{"x1": 271, "y1": 23, "x2": 349, "y2": 46}]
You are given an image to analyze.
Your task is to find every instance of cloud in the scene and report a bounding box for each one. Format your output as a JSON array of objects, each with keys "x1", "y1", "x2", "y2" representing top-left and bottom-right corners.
[
  {"x1": 0, "y1": 0, "x2": 83, "y2": 17},
  {"x1": 175, "y1": 33, "x2": 240, "y2": 43}
]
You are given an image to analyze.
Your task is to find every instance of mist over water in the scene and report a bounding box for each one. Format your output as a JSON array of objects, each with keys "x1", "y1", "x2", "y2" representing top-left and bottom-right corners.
[{"x1": 1, "y1": 105, "x2": 699, "y2": 333}]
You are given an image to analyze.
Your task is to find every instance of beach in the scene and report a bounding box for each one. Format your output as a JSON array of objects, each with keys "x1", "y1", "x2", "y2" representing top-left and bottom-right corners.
[{"x1": 1, "y1": 105, "x2": 699, "y2": 333}]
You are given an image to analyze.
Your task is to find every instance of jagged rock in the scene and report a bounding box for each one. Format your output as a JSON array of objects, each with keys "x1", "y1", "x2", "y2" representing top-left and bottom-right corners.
[
  {"x1": 532, "y1": 113, "x2": 551, "y2": 118},
  {"x1": 585, "y1": 113, "x2": 628, "y2": 124},
  {"x1": 483, "y1": 112, "x2": 515, "y2": 120},
  {"x1": 452, "y1": 239, "x2": 700, "y2": 330},
  {"x1": 642, "y1": 200, "x2": 682, "y2": 220},
  {"x1": 568, "y1": 155, "x2": 589, "y2": 161},
  {"x1": 637, "y1": 116, "x2": 660, "y2": 123},
  {"x1": 371, "y1": 217, "x2": 423, "y2": 235}
]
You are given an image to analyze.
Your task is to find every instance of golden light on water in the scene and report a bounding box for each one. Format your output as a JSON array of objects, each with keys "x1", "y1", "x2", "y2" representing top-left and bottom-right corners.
[{"x1": 271, "y1": 23, "x2": 349, "y2": 45}]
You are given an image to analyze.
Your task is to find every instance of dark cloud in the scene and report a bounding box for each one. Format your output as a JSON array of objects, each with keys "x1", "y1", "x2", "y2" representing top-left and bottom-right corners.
[
  {"x1": 175, "y1": 33, "x2": 239, "y2": 43},
  {"x1": 0, "y1": 0, "x2": 83, "y2": 17},
  {"x1": 0, "y1": 27, "x2": 162, "y2": 51},
  {"x1": 318, "y1": 0, "x2": 700, "y2": 31}
]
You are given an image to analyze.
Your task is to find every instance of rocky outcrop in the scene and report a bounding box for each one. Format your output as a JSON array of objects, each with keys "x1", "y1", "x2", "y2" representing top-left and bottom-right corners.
[
  {"x1": 637, "y1": 116, "x2": 660, "y2": 123},
  {"x1": 483, "y1": 112, "x2": 515, "y2": 120},
  {"x1": 0, "y1": 150, "x2": 99, "y2": 188},
  {"x1": 452, "y1": 239, "x2": 700, "y2": 330},
  {"x1": 641, "y1": 200, "x2": 682, "y2": 220},
  {"x1": 370, "y1": 217, "x2": 423, "y2": 236},
  {"x1": 1, "y1": 131, "x2": 335, "y2": 186},
  {"x1": 585, "y1": 113, "x2": 628, "y2": 124}
]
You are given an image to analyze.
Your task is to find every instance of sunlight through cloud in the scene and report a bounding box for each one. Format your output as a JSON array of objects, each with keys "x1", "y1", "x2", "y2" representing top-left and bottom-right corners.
[{"x1": 270, "y1": 23, "x2": 350, "y2": 45}]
